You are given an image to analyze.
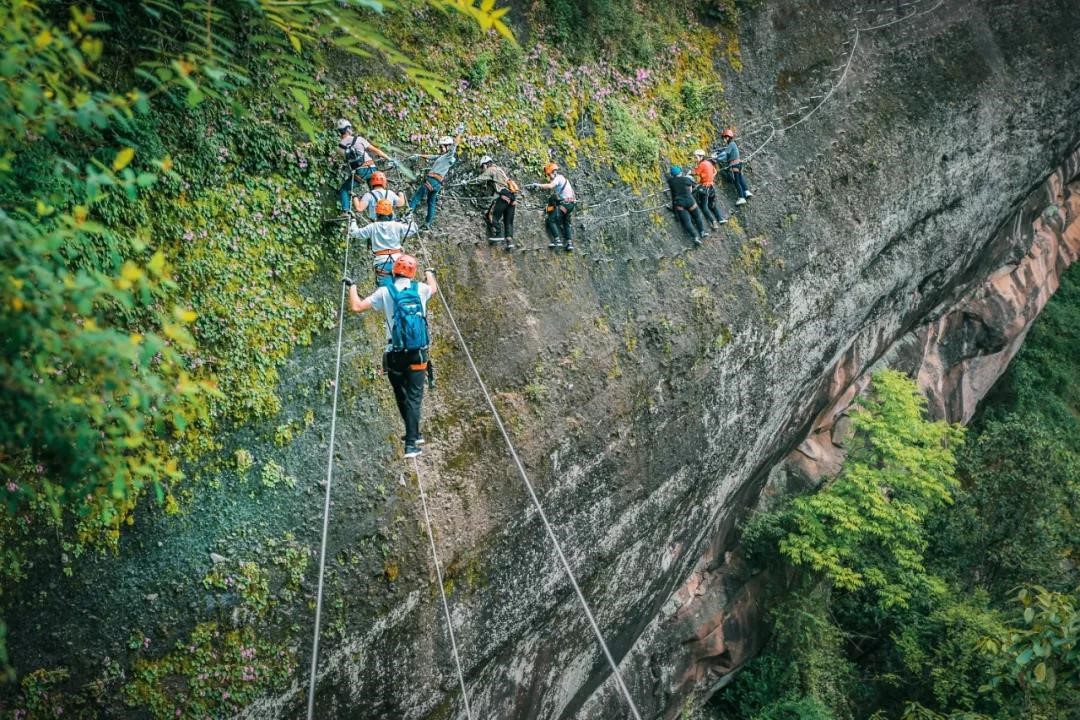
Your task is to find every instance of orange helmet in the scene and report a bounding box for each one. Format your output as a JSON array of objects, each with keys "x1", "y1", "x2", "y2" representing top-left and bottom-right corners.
[
  {"x1": 392, "y1": 254, "x2": 418, "y2": 279},
  {"x1": 543, "y1": 162, "x2": 558, "y2": 176},
  {"x1": 374, "y1": 198, "x2": 394, "y2": 217},
  {"x1": 369, "y1": 171, "x2": 387, "y2": 188},
  {"x1": 721, "y1": 128, "x2": 735, "y2": 139}
]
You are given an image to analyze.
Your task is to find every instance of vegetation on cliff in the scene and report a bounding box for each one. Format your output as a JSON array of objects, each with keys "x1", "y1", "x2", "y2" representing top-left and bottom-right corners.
[{"x1": 714, "y1": 266, "x2": 1080, "y2": 720}]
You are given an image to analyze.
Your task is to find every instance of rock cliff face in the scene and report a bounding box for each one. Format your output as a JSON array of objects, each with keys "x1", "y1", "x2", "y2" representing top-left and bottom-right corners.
[
  {"x1": 303, "y1": 2, "x2": 1080, "y2": 717},
  {"x1": 5, "y1": 1, "x2": 1080, "y2": 719}
]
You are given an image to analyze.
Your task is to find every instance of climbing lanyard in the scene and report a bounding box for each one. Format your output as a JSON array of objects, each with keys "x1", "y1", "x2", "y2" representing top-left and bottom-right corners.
[
  {"x1": 306, "y1": 223, "x2": 351, "y2": 720},
  {"x1": 412, "y1": 231, "x2": 645, "y2": 720},
  {"x1": 412, "y1": 457, "x2": 475, "y2": 719}
]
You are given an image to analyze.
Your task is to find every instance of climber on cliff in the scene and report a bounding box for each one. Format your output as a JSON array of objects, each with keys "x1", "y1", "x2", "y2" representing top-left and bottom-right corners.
[
  {"x1": 337, "y1": 119, "x2": 392, "y2": 214},
  {"x1": 408, "y1": 124, "x2": 464, "y2": 229},
  {"x1": 667, "y1": 165, "x2": 709, "y2": 245},
  {"x1": 462, "y1": 155, "x2": 520, "y2": 251},
  {"x1": 348, "y1": 199, "x2": 419, "y2": 286},
  {"x1": 692, "y1": 149, "x2": 726, "y2": 228},
  {"x1": 526, "y1": 162, "x2": 577, "y2": 252},
  {"x1": 344, "y1": 256, "x2": 437, "y2": 459},
  {"x1": 354, "y1": 171, "x2": 406, "y2": 220},
  {"x1": 713, "y1": 128, "x2": 752, "y2": 206}
]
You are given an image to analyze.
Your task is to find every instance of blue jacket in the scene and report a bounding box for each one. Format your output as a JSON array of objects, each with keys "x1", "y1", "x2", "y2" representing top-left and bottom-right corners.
[{"x1": 714, "y1": 141, "x2": 741, "y2": 165}]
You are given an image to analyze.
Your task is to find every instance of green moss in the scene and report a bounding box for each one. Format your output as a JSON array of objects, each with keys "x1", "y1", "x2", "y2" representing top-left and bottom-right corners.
[{"x1": 125, "y1": 622, "x2": 296, "y2": 719}]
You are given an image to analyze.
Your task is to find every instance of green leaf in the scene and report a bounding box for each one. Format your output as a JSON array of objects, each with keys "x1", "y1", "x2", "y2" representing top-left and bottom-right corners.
[
  {"x1": 1033, "y1": 661, "x2": 1046, "y2": 683},
  {"x1": 112, "y1": 147, "x2": 135, "y2": 172},
  {"x1": 288, "y1": 86, "x2": 310, "y2": 111}
]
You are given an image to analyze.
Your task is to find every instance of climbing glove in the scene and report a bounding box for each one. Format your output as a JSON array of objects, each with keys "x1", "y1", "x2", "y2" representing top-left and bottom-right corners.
[
  {"x1": 342, "y1": 277, "x2": 355, "y2": 288},
  {"x1": 425, "y1": 268, "x2": 437, "y2": 277}
]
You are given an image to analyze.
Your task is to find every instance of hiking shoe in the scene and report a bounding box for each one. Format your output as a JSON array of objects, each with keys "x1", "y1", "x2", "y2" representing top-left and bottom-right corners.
[
  {"x1": 701, "y1": 231, "x2": 710, "y2": 238},
  {"x1": 711, "y1": 221, "x2": 720, "y2": 230},
  {"x1": 744, "y1": 191, "x2": 753, "y2": 198},
  {"x1": 549, "y1": 240, "x2": 562, "y2": 249},
  {"x1": 404, "y1": 445, "x2": 423, "y2": 459},
  {"x1": 488, "y1": 236, "x2": 504, "y2": 244},
  {"x1": 718, "y1": 217, "x2": 728, "y2": 224},
  {"x1": 735, "y1": 197, "x2": 747, "y2": 206},
  {"x1": 693, "y1": 237, "x2": 703, "y2": 246},
  {"x1": 505, "y1": 240, "x2": 515, "y2": 251},
  {"x1": 401, "y1": 435, "x2": 426, "y2": 446},
  {"x1": 564, "y1": 242, "x2": 574, "y2": 252}
]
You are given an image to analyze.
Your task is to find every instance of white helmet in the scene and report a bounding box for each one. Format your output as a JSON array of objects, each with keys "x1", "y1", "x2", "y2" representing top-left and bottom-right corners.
[
  {"x1": 336, "y1": 118, "x2": 352, "y2": 133},
  {"x1": 693, "y1": 149, "x2": 706, "y2": 158},
  {"x1": 479, "y1": 155, "x2": 493, "y2": 166},
  {"x1": 438, "y1": 135, "x2": 454, "y2": 147}
]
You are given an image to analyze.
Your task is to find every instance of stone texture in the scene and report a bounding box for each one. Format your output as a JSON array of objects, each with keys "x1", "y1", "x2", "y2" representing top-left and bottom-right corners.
[{"x1": 5, "y1": 2, "x2": 1080, "y2": 719}]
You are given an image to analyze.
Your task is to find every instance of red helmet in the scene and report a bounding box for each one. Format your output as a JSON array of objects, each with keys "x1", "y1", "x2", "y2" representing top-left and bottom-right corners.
[
  {"x1": 721, "y1": 128, "x2": 735, "y2": 139},
  {"x1": 543, "y1": 161, "x2": 559, "y2": 176},
  {"x1": 392, "y1": 254, "x2": 418, "y2": 279},
  {"x1": 369, "y1": 171, "x2": 387, "y2": 188}
]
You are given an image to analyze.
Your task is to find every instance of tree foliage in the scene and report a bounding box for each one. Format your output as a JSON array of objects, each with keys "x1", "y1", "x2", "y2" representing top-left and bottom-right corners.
[
  {"x1": 714, "y1": 265, "x2": 1080, "y2": 720},
  {"x1": 777, "y1": 370, "x2": 965, "y2": 610}
]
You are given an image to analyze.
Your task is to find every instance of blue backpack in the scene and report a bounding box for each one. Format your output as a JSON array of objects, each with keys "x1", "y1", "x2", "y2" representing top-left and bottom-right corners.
[{"x1": 387, "y1": 281, "x2": 429, "y2": 352}]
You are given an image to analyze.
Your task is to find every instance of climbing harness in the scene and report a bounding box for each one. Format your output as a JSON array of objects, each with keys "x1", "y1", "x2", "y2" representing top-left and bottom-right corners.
[
  {"x1": 412, "y1": 457, "x2": 475, "y2": 720},
  {"x1": 411, "y1": 231, "x2": 645, "y2": 720},
  {"x1": 306, "y1": 222, "x2": 352, "y2": 720}
]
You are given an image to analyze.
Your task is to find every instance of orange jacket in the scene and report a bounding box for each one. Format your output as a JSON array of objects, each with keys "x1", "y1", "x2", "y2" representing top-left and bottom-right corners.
[{"x1": 693, "y1": 159, "x2": 717, "y2": 186}]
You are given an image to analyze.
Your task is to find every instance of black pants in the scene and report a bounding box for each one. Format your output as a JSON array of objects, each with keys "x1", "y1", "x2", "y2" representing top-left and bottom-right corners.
[
  {"x1": 694, "y1": 185, "x2": 725, "y2": 223},
  {"x1": 674, "y1": 201, "x2": 706, "y2": 238},
  {"x1": 545, "y1": 201, "x2": 575, "y2": 244},
  {"x1": 384, "y1": 350, "x2": 427, "y2": 445},
  {"x1": 485, "y1": 191, "x2": 516, "y2": 239}
]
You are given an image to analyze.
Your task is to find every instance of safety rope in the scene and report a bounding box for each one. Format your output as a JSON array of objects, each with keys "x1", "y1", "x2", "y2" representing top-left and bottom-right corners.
[
  {"x1": 742, "y1": 0, "x2": 945, "y2": 161},
  {"x1": 411, "y1": 457, "x2": 475, "y2": 720},
  {"x1": 305, "y1": 224, "x2": 351, "y2": 720},
  {"x1": 411, "y1": 232, "x2": 645, "y2": 720}
]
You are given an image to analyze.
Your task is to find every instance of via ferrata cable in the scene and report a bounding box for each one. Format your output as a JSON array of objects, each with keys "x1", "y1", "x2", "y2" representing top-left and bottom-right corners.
[
  {"x1": 412, "y1": 456, "x2": 475, "y2": 720},
  {"x1": 305, "y1": 221, "x2": 352, "y2": 720},
  {"x1": 412, "y1": 230, "x2": 644, "y2": 720}
]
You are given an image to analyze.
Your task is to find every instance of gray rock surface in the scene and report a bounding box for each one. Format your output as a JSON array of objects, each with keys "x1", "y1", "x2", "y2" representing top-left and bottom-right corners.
[{"x1": 4, "y1": 1, "x2": 1080, "y2": 719}]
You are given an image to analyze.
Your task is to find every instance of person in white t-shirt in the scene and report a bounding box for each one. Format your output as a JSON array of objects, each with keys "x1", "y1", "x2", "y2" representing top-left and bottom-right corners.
[
  {"x1": 348, "y1": 200, "x2": 418, "y2": 285},
  {"x1": 527, "y1": 161, "x2": 577, "y2": 252},
  {"x1": 345, "y1": 255, "x2": 437, "y2": 458}
]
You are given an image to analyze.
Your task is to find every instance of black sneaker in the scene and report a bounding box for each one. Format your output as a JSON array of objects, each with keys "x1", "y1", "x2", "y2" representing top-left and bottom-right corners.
[
  {"x1": 488, "y1": 236, "x2": 504, "y2": 244},
  {"x1": 693, "y1": 237, "x2": 703, "y2": 247},
  {"x1": 549, "y1": 240, "x2": 562, "y2": 249},
  {"x1": 401, "y1": 434, "x2": 426, "y2": 446},
  {"x1": 564, "y1": 242, "x2": 574, "y2": 252},
  {"x1": 505, "y1": 240, "x2": 515, "y2": 250},
  {"x1": 404, "y1": 445, "x2": 422, "y2": 459}
]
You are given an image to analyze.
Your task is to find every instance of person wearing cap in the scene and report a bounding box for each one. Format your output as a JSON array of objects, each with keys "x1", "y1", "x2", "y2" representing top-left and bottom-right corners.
[
  {"x1": 336, "y1": 118, "x2": 391, "y2": 214},
  {"x1": 713, "y1": 128, "x2": 752, "y2": 205},
  {"x1": 691, "y1": 149, "x2": 726, "y2": 229},
  {"x1": 355, "y1": 171, "x2": 406, "y2": 220},
  {"x1": 463, "y1": 155, "x2": 520, "y2": 250},
  {"x1": 526, "y1": 162, "x2": 577, "y2": 252},
  {"x1": 667, "y1": 164, "x2": 709, "y2": 246},
  {"x1": 408, "y1": 125, "x2": 464, "y2": 228},
  {"x1": 344, "y1": 256, "x2": 438, "y2": 458},
  {"x1": 348, "y1": 199, "x2": 419, "y2": 285}
]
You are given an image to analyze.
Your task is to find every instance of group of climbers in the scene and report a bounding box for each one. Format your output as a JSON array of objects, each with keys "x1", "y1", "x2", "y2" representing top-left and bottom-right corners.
[
  {"x1": 334, "y1": 118, "x2": 752, "y2": 457},
  {"x1": 665, "y1": 128, "x2": 753, "y2": 244}
]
